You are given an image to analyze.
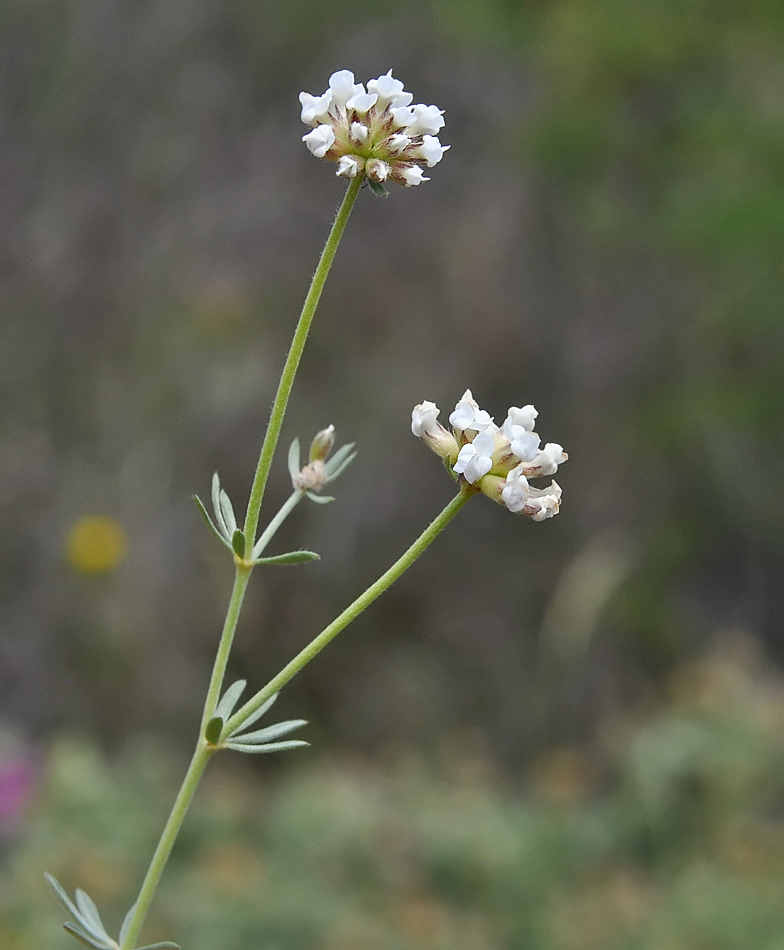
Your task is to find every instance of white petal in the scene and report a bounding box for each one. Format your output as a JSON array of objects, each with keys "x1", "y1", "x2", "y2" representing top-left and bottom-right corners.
[
  {"x1": 302, "y1": 124, "x2": 335, "y2": 158},
  {"x1": 407, "y1": 104, "x2": 445, "y2": 136},
  {"x1": 346, "y1": 92, "x2": 378, "y2": 114},
  {"x1": 399, "y1": 165, "x2": 429, "y2": 187},
  {"x1": 464, "y1": 454, "x2": 492, "y2": 484},
  {"x1": 472, "y1": 431, "x2": 496, "y2": 456},
  {"x1": 453, "y1": 443, "x2": 477, "y2": 475},
  {"x1": 417, "y1": 135, "x2": 450, "y2": 167},
  {"x1": 336, "y1": 155, "x2": 363, "y2": 178},
  {"x1": 511, "y1": 431, "x2": 541, "y2": 463},
  {"x1": 507, "y1": 405, "x2": 538, "y2": 432}
]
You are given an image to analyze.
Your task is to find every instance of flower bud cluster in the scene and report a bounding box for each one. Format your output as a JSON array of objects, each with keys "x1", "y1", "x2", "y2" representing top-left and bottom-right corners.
[
  {"x1": 300, "y1": 70, "x2": 449, "y2": 190},
  {"x1": 411, "y1": 390, "x2": 567, "y2": 521}
]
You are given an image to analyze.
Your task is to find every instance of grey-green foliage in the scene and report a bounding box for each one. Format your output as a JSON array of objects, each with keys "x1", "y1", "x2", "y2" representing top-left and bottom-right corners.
[
  {"x1": 21, "y1": 648, "x2": 784, "y2": 950},
  {"x1": 213, "y1": 680, "x2": 308, "y2": 754}
]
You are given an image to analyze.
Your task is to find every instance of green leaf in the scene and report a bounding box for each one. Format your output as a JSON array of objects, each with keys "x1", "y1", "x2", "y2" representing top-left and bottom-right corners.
[
  {"x1": 232, "y1": 719, "x2": 307, "y2": 744},
  {"x1": 225, "y1": 739, "x2": 309, "y2": 754},
  {"x1": 194, "y1": 495, "x2": 232, "y2": 548},
  {"x1": 119, "y1": 902, "x2": 137, "y2": 946},
  {"x1": 211, "y1": 473, "x2": 227, "y2": 536},
  {"x1": 367, "y1": 178, "x2": 389, "y2": 197},
  {"x1": 219, "y1": 489, "x2": 237, "y2": 535},
  {"x1": 137, "y1": 943, "x2": 182, "y2": 949},
  {"x1": 306, "y1": 492, "x2": 334, "y2": 504},
  {"x1": 229, "y1": 692, "x2": 278, "y2": 733},
  {"x1": 231, "y1": 528, "x2": 245, "y2": 558},
  {"x1": 324, "y1": 444, "x2": 356, "y2": 482},
  {"x1": 288, "y1": 437, "x2": 301, "y2": 480},
  {"x1": 74, "y1": 889, "x2": 109, "y2": 940},
  {"x1": 216, "y1": 679, "x2": 246, "y2": 720},
  {"x1": 252, "y1": 550, "x2": 320, "y2": 566},
  {"x1": 45, "y1": 873, "x2": 82, "y2": 924},
  {"x1": 205, "y1": 716, "x2": 224, "y2": 745},
  {"x1": 62, "y1": 922, "x2": 113, "y2": 949}
]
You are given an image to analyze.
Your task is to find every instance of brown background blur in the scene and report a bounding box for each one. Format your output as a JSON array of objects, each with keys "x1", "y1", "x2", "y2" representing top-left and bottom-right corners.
[{"x1": 1, "y1": 0, "x2": 782, "y2": 767}]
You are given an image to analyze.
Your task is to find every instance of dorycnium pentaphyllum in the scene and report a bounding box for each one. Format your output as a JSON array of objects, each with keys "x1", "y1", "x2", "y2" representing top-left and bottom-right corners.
[{"x1": 46, "y1": 70, "x2": 566, "y2": 950}]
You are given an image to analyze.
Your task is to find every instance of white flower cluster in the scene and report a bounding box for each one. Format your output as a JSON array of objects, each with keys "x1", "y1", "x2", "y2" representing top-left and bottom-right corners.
[
  {"x1": 411, "y1": 391, "x2": 567, "y2": 521},
  {"x1": 300, "y1": 70, "x2": 449, "y2": 190}
]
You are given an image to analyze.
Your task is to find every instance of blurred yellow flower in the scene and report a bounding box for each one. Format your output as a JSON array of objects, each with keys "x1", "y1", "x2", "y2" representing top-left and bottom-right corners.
[{"x1": 65, "y1": 516, "x2": 127, "y2": 574}]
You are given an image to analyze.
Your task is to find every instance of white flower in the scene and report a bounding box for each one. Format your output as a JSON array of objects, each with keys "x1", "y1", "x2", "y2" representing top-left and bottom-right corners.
[
  {"x1": 412, "y1": 390, "x2": 567, "y2": 522},
  {"x1": 523, "y1": 443, "x2": 567, "y2": 478},
  {"x1": 336, "y1": 155, "x2": 363, "y2": 178},
  {"x1": 388, "y1": 134, "x2": 412, "y2": 155},
  {"x1": 302, "y1": 124, "x2": 335, "y2": 158},
  {"x1": 453, "y1": 431, "x2": 495, "y2": 484},
  {"x1": 346, "y1": 91, "x2": 377, "y2": 114},
  {"x1": 411, "y1": 401, "x2": 459, "y2": 460},
  {"x1": 449, "y1": 390, "x2": 495, "y2": 433},
  {"x1": 417, "y1": 135, "x2": 450, "y2": 167},
  {"x1": 299, "y1": 69, "x2": 448, "y2": 191},
  {"x1": 328, "y1": 70, "x2": 364, "y2": 109},
  {"x1": 407, "y1": 104, "x2": 445, "y2": 136},
  {"x1": 367, "y1": 70, "x2": 407, "y2": 107},
  {"x1": 299, "y1": 90, "x2": 332, "y2": 125},
  {"x1": 399, "y1": 166, "x2": 429, "y2": 187},
  {"x1": 411, "y1": 401, "x2": 440, "y2": 438},
  {"x1": 366, "y1": 159, "x2": 390, "y2": 182},
  {"x1": 349, "y1": 121, "x2": 370, "y2": 144},
  {"x1": 523, "y1": 482, "x2": 562, "y2": 522},
  {"x1": 501, "y1": 466, "x2": 530, "y2": 513},
  {"x1": 507, "y1": 405, "x2": 538, "y2": 431},
  {"x1": 503, "y1": 408, "x2": 541, "y2": 463}
]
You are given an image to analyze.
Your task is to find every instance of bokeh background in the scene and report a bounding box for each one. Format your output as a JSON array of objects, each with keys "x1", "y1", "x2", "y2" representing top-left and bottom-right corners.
[{"x1": 2, "y1": 0, "x2": 784, "y2": 947}]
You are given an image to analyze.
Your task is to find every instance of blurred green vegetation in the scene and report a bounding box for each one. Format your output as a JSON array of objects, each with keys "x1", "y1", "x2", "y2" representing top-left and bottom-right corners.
[{"x1": 5, "y1": 639, "x2": 784, "y2": 950}]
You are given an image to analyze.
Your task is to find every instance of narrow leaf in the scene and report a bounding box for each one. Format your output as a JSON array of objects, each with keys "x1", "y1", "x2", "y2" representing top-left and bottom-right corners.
[
  {"x1": 216, "y1": 679, "x2": 247, "y2": 720},
  {"x1": 288, "y1": 438, "x2": 301, "y2": 480},
  {"x1": 45, "y1": 873, "x2": 81, "y2": 923},
  {"x1": 194, "y1": 495, "x2": 232, "y2": 548},
  {"x1": 137, "y1": 943, "x2": 182, "y2": 950},
  {"x1": 233, "y1": 719, "x2": 308, "y2": 745},
  {"x1": 119, "y1": 902, "x2": 138, "y2": 946},
  {"x1": 231, "y1": 528, "x2": 245, "y2": 559},
  {"x1": 205, "y1": 716, "x2": 223, "y2": 745},
  {"x1": 327, "y1": 452, "x2": 357, "y2": 483},
  {"x1": 325, "y1": 446, "x2": 356, "y2": 483},
  {"x1": 211, "y1": 473, "x2": 228, "y2": 536},
  {"x1": 219, "y1": 489, "x2": 237, "y2": 535},
  {"x1": 252, "y1": 550, "x2": 320, "y2": 566},
  {"x1": 229, "y1": 692, "x2": 278, "y2": 733},
  {"x1": 306, "y1": 492, "x2": 334, "y2": 504},
  {"x1": 75, "y1": 889, "x2": 109, "y2": 939},
  {"x1": 62, "y1": 922, "x2": 112, "y2": 950},
  {"x1": 225, "y1": 739, "x2": 309, "y2": 754}
]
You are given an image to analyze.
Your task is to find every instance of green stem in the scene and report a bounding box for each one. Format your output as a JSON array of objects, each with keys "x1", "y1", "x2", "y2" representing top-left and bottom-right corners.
[
  {"x1": 251, "y1": 489, "x2": 303, "y2": 560},
  {"x1": 225, "y1": 489, "x2": 473, "y2": 736},
  {"x1": 200, "y1": 566, "x2": 252, "y2": 734},
  {"x1": 118, "y1": 741, "x2": 213, "y2": 950},
  {"x1": 244, "y1": 176, "x2": 363, "y2": 549}
]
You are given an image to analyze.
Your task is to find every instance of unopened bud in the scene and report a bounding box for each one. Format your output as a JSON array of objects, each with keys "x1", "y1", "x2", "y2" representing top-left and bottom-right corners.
[{"x1": 309, "y1": 425, "x2": 335, "y2": 462}]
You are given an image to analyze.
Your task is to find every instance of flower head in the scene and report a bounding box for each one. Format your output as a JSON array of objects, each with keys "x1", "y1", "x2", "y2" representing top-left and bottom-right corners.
[
  {"x1": 411, "y1": 391, "x2": 567, "y2": 522},
  {"x1": 300, "y1": 70, "x2": 449, "y2": 193}
]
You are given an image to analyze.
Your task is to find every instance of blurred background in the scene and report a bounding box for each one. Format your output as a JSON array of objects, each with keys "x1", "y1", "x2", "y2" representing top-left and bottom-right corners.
[{"x1": 1, "y1": 0, "x2": 784, "y2": 946}]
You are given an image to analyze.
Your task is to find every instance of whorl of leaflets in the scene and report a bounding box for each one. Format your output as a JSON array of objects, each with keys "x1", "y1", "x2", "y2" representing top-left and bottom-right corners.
[
  {"x1": 300, "y1": 69, "x2": 449, "y2": 195},
  {"x1": 411, "y1": 390, "x2": 568, "y2": 522}
]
